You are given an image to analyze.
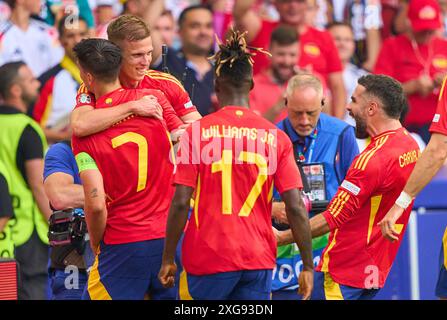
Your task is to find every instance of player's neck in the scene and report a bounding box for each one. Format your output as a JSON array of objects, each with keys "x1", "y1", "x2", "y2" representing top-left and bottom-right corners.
[
  {"x1": 217, "y1": 95, "x2": 250, "y2": 109},
  {"x1": 93, "y1": 81, "x2": 122, "y2": 100},
  {"x1": 368, "y1": 119, "x2": 402, "y2": 138},
  {"x1": 10, "y1": 8, "x2": 30, "y2": 31},
  {"x1": 119, "y1": 73, "x2": 140, "y2": 89}
]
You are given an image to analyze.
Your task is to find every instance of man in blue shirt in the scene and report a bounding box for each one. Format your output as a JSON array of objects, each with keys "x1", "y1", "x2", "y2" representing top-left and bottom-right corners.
[
  {"x1": 271, "y1": 74, "x2": 359, "y2": 299},
  {"x1": 43, "y1": 141, "x2": 93, "y2": 300}
]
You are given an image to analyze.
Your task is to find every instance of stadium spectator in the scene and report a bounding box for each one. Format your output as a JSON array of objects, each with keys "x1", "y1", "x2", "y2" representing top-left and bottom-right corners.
[
  {"x1": 41, "y1": 0, "x2": 95, "y2": 35},
  {"x1": 0, "y1": 61, "x2": 52, "y2": 300},
  {"x1": 154, "y1": 10, "x2": 177, "y2": 48},
  {"x1": 338, "y1": 0, "x2": 383, "y2": 71},
  {"x1": 32, "y1": 16, "x2": 89, "y2": 144},
  {"x1": 374, "y1": 0, "x2": 447, "y2": 143},
  {"x1": 234, "y1": 0, "x2": 347, "y2": 119},
  {"x1": 0, "y1": 160, "x2": 14, "y2": 259},
  {"x1": 328, "y1": 22, "x2": 368, "y2": 123},
  {"x1": 95, "y1": 0, "x2": 118, "y2": 39},
  {"x1": 43, "y1": 141, "x2": 93, "y2": 300},
  {"x1": 0, "y1": 0, "x2": 63, "y2": 77},
  {"x1": 270, "y1": 73, "x2": 358, "y2": 299},
  {"x1": 72, "y1": 38, "x2": 178, "y2": 299},
  {"x1": 159, "y1": 29, "x2": 314, "y2": 300},
  {"x1": 276, "y1": 74, "x2": 420, "y2": 300},
  {"x1": 380, "y1": 73, "x2": 447, "y2": 301},
  {"x1": 154, "y1": 5, "x2": 215, "y2": 116},
  {"x1": 0, "y1": 0, "x2": 10, "y2": 23},
  {"x1": 71, "y1": 15, "x2": 199, "y2": 140},
  {"x1": 249, "y1": 25, "x2": 327, "y2": 123}
]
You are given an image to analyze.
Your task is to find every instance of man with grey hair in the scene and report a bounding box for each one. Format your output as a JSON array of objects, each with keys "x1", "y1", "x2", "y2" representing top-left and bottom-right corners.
[
  {"x1": 275, "y1": 74, "x2": 421, "y2": 300},
  {"x1": 271, "y1": 73, "x2": 358, "y2": 299}
]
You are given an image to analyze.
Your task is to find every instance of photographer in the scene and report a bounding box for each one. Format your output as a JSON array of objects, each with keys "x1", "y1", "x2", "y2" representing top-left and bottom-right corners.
[
  {"x1": 271, "y1": 74, "x2": 359, "y2": 299},
  {"x1": 44, "y1": 141, "x2": 93, "y2": 300}
]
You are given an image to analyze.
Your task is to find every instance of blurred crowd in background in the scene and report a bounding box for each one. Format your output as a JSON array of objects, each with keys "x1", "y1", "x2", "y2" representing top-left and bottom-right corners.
[{"x1": 0, "y1": 0, "x2": 446, "y2": 149}]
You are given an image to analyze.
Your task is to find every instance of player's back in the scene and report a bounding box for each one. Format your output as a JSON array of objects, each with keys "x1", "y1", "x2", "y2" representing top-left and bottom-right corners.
[
  {"x1": 177, "y1": 106, "x2": 299, "y2": 275},
  {"x1": 318, "y1": 127, "x2": 420, "y2": 288},
  {"x1": 73, "y1": 89, "x2": 175, "y2": 245}
]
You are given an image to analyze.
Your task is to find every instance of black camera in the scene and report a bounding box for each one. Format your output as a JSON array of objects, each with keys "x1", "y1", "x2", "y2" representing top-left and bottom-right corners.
[{"x1": 48, "y1": 208, "x2": 87, "y2": 255}]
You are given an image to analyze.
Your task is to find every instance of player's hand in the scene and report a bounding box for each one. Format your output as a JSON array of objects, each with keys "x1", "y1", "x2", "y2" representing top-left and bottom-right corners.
[
  {"x1": 272, "y1": 227, "x2": 291, "y2": 246},
  {"x1": 272, "y1": 201, "x2": 288, "y2": 225},
  {"x1": 170, "y1": 124, "x2": 189, "y2": 143},
  {"x1": 377, "y1": 204, "x2": 404, "y2": 242},
  {"x1": 132, "y1": 95, "x2": 163, "y2": 120},
  {"x1": 158, "y1": 262, "x2": 177, "y2": 288},
  {"x1": 298, "y1": 269, "x2": 314, "y2": 300}
]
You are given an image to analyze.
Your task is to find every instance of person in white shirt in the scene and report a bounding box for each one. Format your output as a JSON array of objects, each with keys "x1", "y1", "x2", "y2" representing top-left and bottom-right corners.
[{"x1": 0, "y1": 0, "x2": 63, "y2": 77}]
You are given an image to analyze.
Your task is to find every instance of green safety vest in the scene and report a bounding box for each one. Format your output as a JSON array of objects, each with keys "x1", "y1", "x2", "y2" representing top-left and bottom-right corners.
[
  {"x1": 0, "y1": 160, "x2": 14, "y2": 257},
  {"x1": 0, "y1": 112, "x2": 49, "y2": 246}
]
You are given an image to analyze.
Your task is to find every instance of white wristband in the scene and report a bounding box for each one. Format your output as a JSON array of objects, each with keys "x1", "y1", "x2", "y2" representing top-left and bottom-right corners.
[{"x1": 395, "y1": 191, "x2": 413, "y2": 209}]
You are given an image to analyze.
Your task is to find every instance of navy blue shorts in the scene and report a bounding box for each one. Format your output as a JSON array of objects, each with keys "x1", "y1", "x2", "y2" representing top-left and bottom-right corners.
[
  {"x1": 312, "y1": 272, "x2": 379, "y2": 300},
  {"x1": 436, "y1": 231, "x2": 447, "y2": 299},
  {"x1": 49, "y1": 269, "x2": 88, "y2": 300},
  {"x1": 82, "y1": 238, "x2": 178, "y2": 300},
  {"x1": 183, "y1": 269, "x2": 272, "y2": 300}
]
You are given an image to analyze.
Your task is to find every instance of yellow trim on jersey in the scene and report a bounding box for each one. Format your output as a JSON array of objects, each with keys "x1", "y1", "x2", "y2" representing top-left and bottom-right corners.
[
  {"x1": 354, "y1": 136, "x2": 389, "y2": 171},
  {"x1": 329, "y1": 191, "x2": 348, "y2": 217},
  {"x1": 443, "y1": 228, "x2": 447, "y2": 269},
  {"x1": 179, "y1": 271, "x2": 193, "y2": 300},
  {"x1": 367, "y1": 195, "x2": 382, "y2": 244},
  {"x1": 145, "y1": 71, "x2": 186, "y2": 92},
  {"x1": 268, "y1": 182, "x2": 274, "y2": 202},
  {"x1": 324, "y1": 272, "x2": 344, "y2": 300},
  {"x1": 359, "y1": 136, "x2": 389, "y2": 171},
  {"x1": 321, "y1": 229, "x2": 339, "y2": 272},
  {"x1": 87, "y1": 250, "x2": 112, "y2": 300},
  {"x1": 439, "y1": 76, "x2": 447, "y2": 101},
  {"x1": 193, "y1": 174, "x2": 201, "y2": 228},
  {"x1": 332, "y1": 192, "x2": 350, "y2": 218},
  {"x1": 40, "y1": 94, "x2": 53, "y2": 128},
  {"x1": 77, "y1": 83, "x2": 87, "y2": 94}
]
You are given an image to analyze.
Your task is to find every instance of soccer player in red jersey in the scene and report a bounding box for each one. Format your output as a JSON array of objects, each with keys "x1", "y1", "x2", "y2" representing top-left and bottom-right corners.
[
  {"x1": 381, "y1": 76, "x2": 447, "y2": 300},
  {"x1": 70, "y1": 15, "x2": 201, "y2": 139},
  {"x1": 276, "y1": 75, "x2": 421, "y2": 299},
  {"x1": 158, "y1": 30, "x2": 314, "y2": 300},
  {"x1": 71, "y1": 38, "x2": 177, "y2": 300}
]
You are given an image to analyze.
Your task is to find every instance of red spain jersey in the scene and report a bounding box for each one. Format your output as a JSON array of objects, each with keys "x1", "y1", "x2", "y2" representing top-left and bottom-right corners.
[
  {"x1": 316, "y1": 128, "x2": 420, "y2": 288},
  {"x1": 174, "y1": 106, "x2": 302, "y2": 275},
  {"x1": 72, "y1": 88, "x2": 175, "y2": 245},
  {"x1": 75, "y1": 69, "x2": 197, "y2": 124},
  {"x1": 430, "y1": 77, "x2": 447, "y2": 135}
]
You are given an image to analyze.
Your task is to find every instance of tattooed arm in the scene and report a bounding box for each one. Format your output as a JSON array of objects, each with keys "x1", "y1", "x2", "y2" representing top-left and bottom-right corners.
[{"x1": 79, "y1": 169, "x2": 107, "y2": 253}]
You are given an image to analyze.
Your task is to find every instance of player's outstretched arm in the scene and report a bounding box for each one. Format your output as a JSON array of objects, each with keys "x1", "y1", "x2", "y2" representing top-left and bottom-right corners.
[
  {"x1": 282, "y1": 189, "x2": 314, "y2": 300},
  {"x1": 71, "y1": 96, "x2": 163, "y2": 137},
  {"x1": 159, "y1": 185, "x2": 194, "y2": 288},
  {"x1": 379, "y1": 132, "x2": 447, "y2": 241},
  {"x1": 79, "y1": 169, "x2": 107, "y2": 253}
]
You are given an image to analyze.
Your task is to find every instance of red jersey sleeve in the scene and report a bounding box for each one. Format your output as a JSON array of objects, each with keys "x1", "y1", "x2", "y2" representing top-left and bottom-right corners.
[
  {"x1": 150, "y1": 90, "x2": 183, "y2": 131},
  {"x1": 274, "y1": 131, "x2": 303, "y2": 194},
  {"x1": 173, "y1": 126, "x2": 199, "y2": 188},
  {"x1": 322, "y1": 156, "x2": 381, "y2": 230},
  {"x1": 144, "y1": 72, "x2": 197, "y2": 118},
  {"x1": 373, "y1": 38, "x2": 396, "y2": 76},
  {"x1": 430, "y1": 77, "x2": 447, "y2": 135},
  {"x1": 75, "y1": 83, "x2": 96, "y2": 109}
]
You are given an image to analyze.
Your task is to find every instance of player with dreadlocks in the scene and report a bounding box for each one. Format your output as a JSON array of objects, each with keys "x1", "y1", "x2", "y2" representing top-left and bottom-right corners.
[{"x1": 158, "y1": 30, "x2": 314, "y2": 300}]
